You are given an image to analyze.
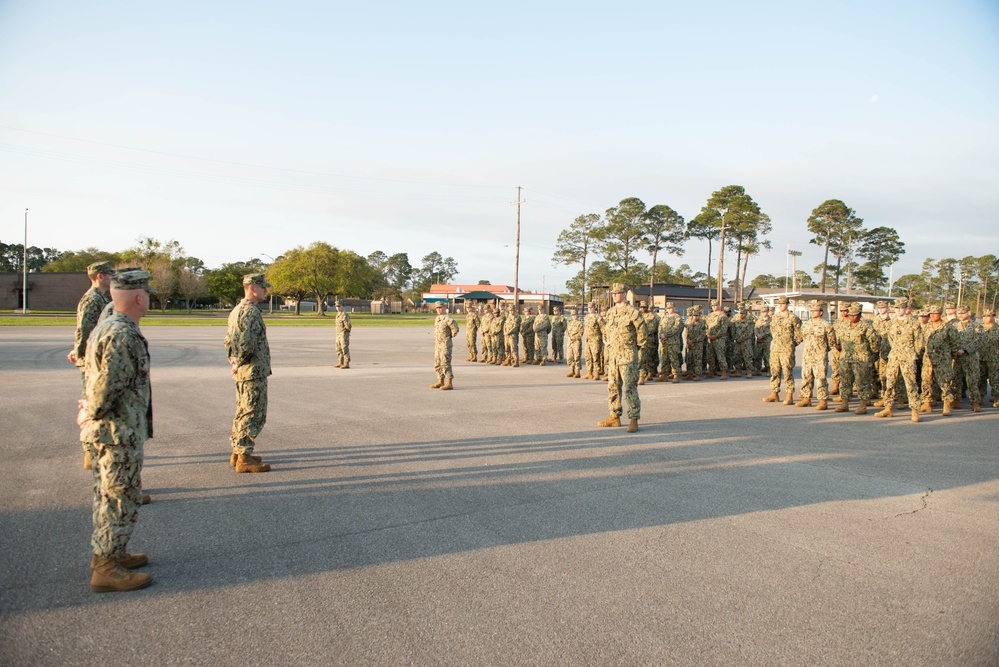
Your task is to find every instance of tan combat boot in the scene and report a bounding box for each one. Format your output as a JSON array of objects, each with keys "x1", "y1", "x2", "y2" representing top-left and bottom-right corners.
[
  {"x1": 597, "y1": 416, "x2": 621, "y2": 427},
  {"x1": 235, "y1": 454, "x2": 270, "y2": 473},
  {"x1": 763, "y1": 392, "x2": 779, "y2": 403},
  {"x1": 873, "y1": 399, "x2": 885, "y2": 407},
  {"x1": 855, "y1": 400, "x2": 868, "y2": 415},
  {"x1": 334, "y1": 362, "x2": 342, "y2": 368},
  {"x1": 949, "y1": 399, "x2": 962, "y2": 410},
  {"x1": 341, "y1": 362, "x2": 349, "y2": 369},
  {"x1": 90, "y1": 557, "x2": 152, "y2": 593},
  {"x1": 911, "y1": 409, "x2": 920, "y2": 423},
  {"x1": 230, "y1": 452, "x2": 262, "y2": 467},
  {"x1": 565, "y1": 371, "x2": 574, "y2": 378},
  {"x1": 638, "y1": 374, "x2": 646, "y2": 386},
  {"x1": 501, "y1": 359, "x2": 509, "y2": 366},
  {"x1": 972, "y1": 403, "x2": 982, "y2": 413},
  {"x1": 875, "y1": 406, "x2": 893, "y2": 418},
  {"x1": 835, "y1": 398, "x2": 850, "y2": 413},
  {"x1": 783, "y1": 393, "x2": 794, "y2": 405},
  {"x1": 626, "y1": 418, "x2": 639, "y2": 433},
  {"x1": 795, "y1": 398, "x2": 812, "y2": 408},
  {"x1": 430, "y1": 380, "x2": 443, "y2": 389},
  {"x1": 441, "y1": 378, "x2": 453, "y2": 390},
  {"x1": 719, "y1": 372, "x2": 728, "y2": 380},
  {"x1": 830, "y1": 382, "x2": 839, "y2": 396},
  {"x1": 672, "y1": 375, "x2": 679, "y2": 384},
  {"x1": 91, "y1": 553, "x2": 148, "y2": 571},
  {"x1": 942, "y1": 401, "x2": 951, "y2": 416},
  {"x1": 573, "y1": 371, "x2": 580, "y2": 378},
  {"x1": 919, "y1": 400, "x2": 932, "y2": 414},
  {"x1": 816, "y1": 399, "x2": 828, "y2": 410}
]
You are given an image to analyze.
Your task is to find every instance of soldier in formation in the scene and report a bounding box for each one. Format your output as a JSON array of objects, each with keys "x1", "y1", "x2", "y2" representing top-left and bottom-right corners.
[
  {"x1": 638, "y1": 302, "x2": 660, "y2": 385},
  {"x1": 871, "y1": 300, "x2": 892, "y2": 400},
  {"x1": 875, "y1": 299, "x2": 923, "y2": 422},
  {"x1": 533, "y1": 307, "x2": 551, "y2": 365},
  {"x1": 705, "y1": 300, "x2": 729, "y2": 380},
  {"x1": 550, "y1": 307, "x2": 566, "y2": 363},
  {"x1": 764, "y1": 296, "x2": 803, "y2": 404},
  {"x1": 503, "y1": 304, "x2": 521, "y2": 366},
  {"x1": 598, "y1": 284, "x2": 646, "y2": 433},
  {"x1": 754, "y1": 306, "x2": 772, "y2": 375},
  {"x1": 465, "y1": 305, "x2": 480, "y2": 362},
  {"x1": 730, "y1": 306, "x2": 756, "y2": 378},
  {"x1": 830, "y1": 303, "x2": 850, "y2": 395},
  {"x1": 796, "y1": 301, "x2": 837, "y2": 410},
  {"x1": 78, "y1": 270, "x2": 156, "y2": 593},
  {"x1": 489, "y1": 304, "x2": 505, "y2": 365},
  {"x1": 657, "y1": 302, "x2": 683, "y2": 383},
  {"x1": 334, "y1": 300, "x2": 351, "y2": 369},
  {"x1": 480, "y1": 306, "x2": 494, "y2": 363},
  {"x1": 835, "y1": 303, "x2": 879, "y2": 414},
  {"x1": 950, "y1": 305, "x2": 983, "y2": 412},
  {"x1": 584, "y1": 303, "x2": 603, "y2": 380},
  {"x1": 225, "y1": 274, "x2": 273, "y2": 473},
  {"x1": 979, "y1": 308, "x2": 998, "y2": 407},
  {"x1": 520, "y1": 306, "x2": 536, "y2": 365},
  {"x1": 683, "y1": 306, "x2": 705, "y2": 380},
  {"x1": 431, "y1": 303, "x2": 458, "y2": 389},
  {"x1": 919, "y1": 304, "x2": 959, "y2": 415},
  {"x1": 565, "y1": 309, "x2": 584, "y2": 378},
  {"x1": 69, "y1": 261, "x2": 114, "y2": 469}
]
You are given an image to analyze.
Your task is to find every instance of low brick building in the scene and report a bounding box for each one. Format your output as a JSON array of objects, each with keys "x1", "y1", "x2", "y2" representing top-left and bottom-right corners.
[{"x1": 0, "y1": 272, "x2": 90, "y2": 311}]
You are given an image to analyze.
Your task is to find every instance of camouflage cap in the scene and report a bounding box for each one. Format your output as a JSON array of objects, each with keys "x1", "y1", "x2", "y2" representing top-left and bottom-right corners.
[
  {"x1": 926, "y1": 303, "x2": 942, "y2": 314},
  {"x1": 847, "y1": 303, "x2": 862, "y2": 316},
  {"x1": 723, "y1": 306, "x2": 732, "y2": 313},
  {"x1": 609, "y1": 283, "x2": 628, "y2": 294},
  {"x1": 243, "y1": 273, "x2": 271, "y2": 288},
  {"x1": 894, "y1": 298, "x2": 908, "y2": 308},
  {"x1": 664, "y1": 301, "x2": 674, "y2": 308},
  {"x1": 838, "y1": 302, "x2": 850, "y2": 311},
  {"x1": 777, "y1": 296, "x2": 789, "y2": 305},
  {"x1": 639, "y1": 300, "x2": 647, "y2": 307},
  {"x1": 957, "y1": 304, "x2": 971, "y2": 314},
  {"x1": 87, "y1": 261, "x2": 114, "y2": 275},
  {"x1": 917, "y1": 309, "x2": 929, "y2": 317},
  {"x1": 876, "y1": 300, "x2": 887, "y2": 308},
  {"x1": 944, "y1": 301, "x2": 956, "y2": 309},
  {"x1": 334, "y1": 299, "x2": 343, "y2": 307},
  {"x1": 809, "y1": 300, "x2": 823, "y2": 310},
  {"x1": 434, "y1": 302, "x2": 445, "y2": 309},
  {"x1": 710, "y1": 299, "x2": 719, "y2": 306},
  {"x1": 111, "y1": 270, "x2": 157, "y2": 294},
  {"x1": 983, "y1": 308, "x2": 995, "y2": 316}
]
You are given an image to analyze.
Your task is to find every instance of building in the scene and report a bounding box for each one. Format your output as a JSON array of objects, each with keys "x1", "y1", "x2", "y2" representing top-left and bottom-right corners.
[
  {"x1": 0, "y1": 272, "x2": 90, "y2": 311},
  {"x1": 421, "y1": 284, "x2": 564, "y2": 314}
]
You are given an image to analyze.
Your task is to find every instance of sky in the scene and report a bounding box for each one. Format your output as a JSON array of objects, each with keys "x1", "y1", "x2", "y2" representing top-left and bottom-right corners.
[{"x1": 1, "y1": 0, "x2": 997, "y2": 295}]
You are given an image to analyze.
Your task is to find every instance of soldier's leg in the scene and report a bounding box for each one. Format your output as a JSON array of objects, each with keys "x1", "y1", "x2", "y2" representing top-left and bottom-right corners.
[
  {"x1": 623, "y1": 359, "x2": 642, "y2": 420},
  {"x1": 769, "y1": 347, "x2": 782, "y2": 394},
  {"x1": 607, "y1": 358, "x2": 623, "y2": 418},
  {"x1": 231, "y1": 379, "x2": 268, "y2": 456},
  {"x1": 965, "y1": 359, "x2": 982, "y2": 404},
  {"x1": 816, "y1": 359, "x2": 830, "y2": 400},
  {"x1": 901, "y1": 360, "x2": 919, "y2": 407},
  {"x1": 882, "y1": 358, "x2": 900, "y2": 407},
  {"x1": 856, "y1": 361, "x2": 873, "y2": 402},
  {"x1": 342, "y1": 333, "x2": 350, "y2": 364},
  {"x1": 444, "y1": 344, "x2": 454, "y2": 380},
  {"x1": 91, "y1": 441, "x2": 143, "y2": 559},
  {"x1": 800, "y1": 360, "x2": 814, "y2": 400}
]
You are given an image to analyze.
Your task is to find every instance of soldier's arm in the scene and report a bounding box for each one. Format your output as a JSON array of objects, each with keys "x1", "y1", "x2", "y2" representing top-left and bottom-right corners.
[
  {"x1": 634, "y1": 312, "x2": 648, "y2": 348},
  {"x1": 84, "y1": 332, "x2": 134, "y2": 422},
  {"x1": 230, "y1": 309, "x2": 261, "y2": 364}
]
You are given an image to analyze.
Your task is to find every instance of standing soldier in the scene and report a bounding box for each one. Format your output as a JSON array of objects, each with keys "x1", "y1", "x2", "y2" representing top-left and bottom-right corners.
[
  {"x1": 731, "y1": 307, "x2": 757, "y2": 378},
  {"x1": 431, "y1": 303, "x2": 459, "y2": 389},
  {"x1": 583, "y1": 304, "x2": 603, "y2": 380},
  {"x1": 872, "y1": 300, "x2": 892, "y2": 399},
  {"x1": 334, "y1": 300, "x2": 352, "y2": 369},
  {"x1": 490, "y1": 304, "x2": 506, "y2": 365},
  {"x1": 225, "y1": 274, "x2": 273, "y2": 473},
  {"x1": 638, "y1": 302, "x2": 659, "y2": 384},
  {"x1": 950, "y1": 305, "x2": 983, "y2": 412},
  {"x1": 796, "y1": 301, "x2": 837, "y2": 410},
  {"x1": 465, "y1": 305, "x2": 481, "y2": 362},
  {"x1": 78, "y1": 270, "x2": 156, "y2": 592},
  {"x1": 520, "y1": 306, "x2": 536, "y2": 364},
  {"x1": 550, "y1": 307, "x2": 567, "y2": 363},
  {"x1": 479, "y1": 305, "x2": 494, "y2": 363},
  {"x1": 503, "y1": 304, "x2": 521, "y2": 366},
  {"x1": 683, "y1": 306, "x2": 706, "y2": 380},
  {"x1": 978, "y1": 308, "x2": 998, "y2": 407},
  {"x1": 830, "y1": 303, "x2": 850, "y2": 395},
  {"x1": 705, "y1": 300, "x2": 729, "y2": 379},
  {"x1": 835, "y1": 303, "x2": 880, "y2": 414},
  {"x1": 69, "y1": 261, "x2": 114, "y2": 469},
  {"x1": 598, "y1": 284, "x2": 647, "y2": 433},
  {"x1": 754, "y1": 306, "x2": 773, "y2": 375},
  {"x1": 565, "y1": 309, "x2": 584, "y2": 378},
  {"x1": 657, "y1": 302, "x2": 683, "y2": 383},
  {"x1": 534, "y1": 307, "x2": 551, "y2": 365},
  {"x1": 742, "y1": 302, "x2": 757, "y2": 368},
  {"x1": 919, "y1": 304, "x2": 959, "y2": 415},
  {"x1": 764, "y1": 296, "x2": 804, "y2": 404},
  {"x1": 875, "y1": 299, "x2": 924, "y2": 422}
]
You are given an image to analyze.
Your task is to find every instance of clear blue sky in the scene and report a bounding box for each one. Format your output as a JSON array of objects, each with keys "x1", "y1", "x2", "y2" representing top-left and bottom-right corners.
[{"x1": 1, "y1": 0, "x2": 997, "y2": 293}]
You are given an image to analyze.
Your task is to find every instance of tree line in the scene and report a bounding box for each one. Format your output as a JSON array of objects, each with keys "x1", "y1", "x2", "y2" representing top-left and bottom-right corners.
[{"x1": 1, "y1": 237, "x2": 459, "y2": 314}]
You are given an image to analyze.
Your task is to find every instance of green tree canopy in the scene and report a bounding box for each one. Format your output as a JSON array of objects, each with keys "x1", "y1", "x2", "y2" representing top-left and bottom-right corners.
[{"x1": 857, "y1": 226, "x2": 905, "y2": 295}]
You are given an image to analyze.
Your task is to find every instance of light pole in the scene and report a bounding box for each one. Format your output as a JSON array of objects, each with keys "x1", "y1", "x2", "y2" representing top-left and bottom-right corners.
[
  {"x1": 715, "y1": 208, "x2": 727, "y2": 304},
  {"x1": 22, "y1": 208, "x2": 28, "y2": 314},
  {"x1": 261, "y1": 253, "x2": 274, "y2": 314},
  {"x1": 788, "y1": 249, "x2": 802, "y2": 292}
]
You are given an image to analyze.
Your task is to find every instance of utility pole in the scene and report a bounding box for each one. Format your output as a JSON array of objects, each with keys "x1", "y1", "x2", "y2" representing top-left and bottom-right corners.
[
  {"x1": 513, "y1": 186, "x2": 522, "y2": 313},
  {"x1": 715, "y1": 208, "x2": 727, "y2": 305},
  {"x1": 22, "y1": 208, "x2": 28, "y2": 314},
  {"x1": 788, "y1": 249, "x2": 802, "y2": 293}
]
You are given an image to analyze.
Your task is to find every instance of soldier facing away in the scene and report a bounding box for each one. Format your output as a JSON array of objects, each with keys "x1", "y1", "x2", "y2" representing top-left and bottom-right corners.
[
  {"x1": 225, "y1": 274, "x2": 273, "y2": 473},
  {"x1": 77, "y1": 270, "x2": 156, "y2": 593},
  {"x1": 334, "y1": 300, "x2": 352, "y2": 369}
]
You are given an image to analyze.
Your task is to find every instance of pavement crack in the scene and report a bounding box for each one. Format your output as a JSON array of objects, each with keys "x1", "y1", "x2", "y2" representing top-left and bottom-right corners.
[{"x1": 888, "y1": 489, "x2": 932, "y2": 518}]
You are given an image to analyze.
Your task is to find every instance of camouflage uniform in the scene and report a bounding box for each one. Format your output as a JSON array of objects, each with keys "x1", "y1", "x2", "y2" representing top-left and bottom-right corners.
[
  {"x1": 433, "y1": 309, "x2": 459, "y2": 384},
  {"x1": 604, "y1": 301, "x2": 647, "y2": 421},
  {"x1": 872, "y1": 304, "x2": 892, "y2": 397},
  {"x1": 639, "y1": 308, "x2": 660, "y2": 381},
  {"x1": 730, "y1": 314, "x2": 756, "y2": 376},
  {"x1": 74, "y1": 282, "x2": 112, "y2": 463},
  {"x1": 83, "y1": 302, "x2": 152, "y2": 562},
  {"x1": 480, "y1": 310, "x2": 494, "y2": 363},
  {"x1": 837, "y1": 311, "x2": 880, "y2": 405},
  {"x1": 921, "y1": 315, "x2": 959, "y2": 408},
  {"x1": 583, "y1": 308, "x2": 603, "y2": 378},
  {"x1": 798, "y1": 308, "x2": 837, "y2": 402},
  {"x1": 951, "y1": 315, "x2": 982, "y2": 406},
  {"x1": 769, "y1": 303, "x2": 804, "y2": 399},
  {"x1": 465, "y1": 308, "x2": 480, "y2": 361},
  {"x1": 225, "y1": 296, "x2": 271, "y2": 457},
  {"x1": 830, "y1": 307, "x2": 850, "y2": 393},
  {"x1": 335, "y1": 308, "x2": 351, "y2": 367},
  {"x1": 566, "y1": 314, "x2": 584, "y2": 376},
  {"x1": 490, "y1": 308, "x2": 505, "y2": 365},
  {"x1": 503, "y1": 308, "x2": 521, "y2": 366},
  {"x1": 520, "y1": 311, "x2": 535, "y2": 364},
  {"x1": 534, "y1": 311, "x2": 551, "y2": 364},
  {"x1": 658, "y1": 307, "x2": 683, "y2": 380},
  {"x1": 684, "y1": 308, "x2": 706, "y2": 378},
  {"x1": 550, "y1": 311, "x2": 567, "y2": 362},
  {"x1": 881, "y1": 315, "x2": 923, "y2": 409},
  {"x1": 705, "y1": 305, "x2": 729, "y2": 377},
  {"x1": 754, "y1": 312, "x2": 772, "y2": 373},
  {"x1": 978, "y1": 313, "x2": 998, "y2": 406}
]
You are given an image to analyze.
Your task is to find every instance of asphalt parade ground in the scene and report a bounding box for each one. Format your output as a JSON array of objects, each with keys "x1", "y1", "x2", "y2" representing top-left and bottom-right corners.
[{"x1": 1, "y1": 325, "x2": 997, "y2": 666}]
